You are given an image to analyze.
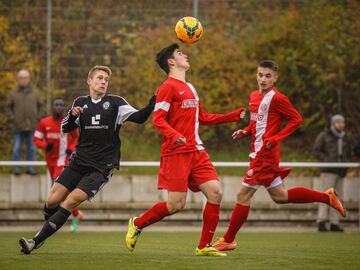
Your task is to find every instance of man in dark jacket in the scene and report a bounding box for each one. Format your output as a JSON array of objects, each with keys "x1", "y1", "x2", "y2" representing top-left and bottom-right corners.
[
  {"x1": 355, "y1": 135, "x2": 360, "y2": 158},
  {"x1": 313, "y1": 114, "x2": 352, "y2": 232},
  {"x1": 7, "y1": 69, "x2": 41, "y2": 175}
]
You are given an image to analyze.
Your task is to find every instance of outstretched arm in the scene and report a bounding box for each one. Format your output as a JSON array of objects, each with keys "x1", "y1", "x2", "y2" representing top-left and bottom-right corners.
[
  {"x1": 126, "y1": 95, "x2": 156, "y2": 124},
  {"x1": 266, "y1": 94, "x2": 302, "y2": 148},
  {"x1": 199, "y1": 101, "x2": 245, "y2": 125}
]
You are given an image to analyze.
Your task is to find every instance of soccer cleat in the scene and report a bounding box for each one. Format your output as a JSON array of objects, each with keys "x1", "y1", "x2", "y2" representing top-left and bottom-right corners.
[
  {"x1": 125, "y1": 217, "x2": 142, "y2": 252},
  {"x1": 195, "y1": 245, "x2": 227, "y2": 257},
  {"x1": 212, "y1": 237, "x2": 238, "y2": 251},
  {"x1": 19, "y1": 237, "x2": 35, "y2": 254},
  {"x1": 330, "y1": 224, "x2": 344, "y2": 232},
  {"x1": 71, "y1": 217, "x2": 79, "y2": 232},
  {"x1": 325, "y1": 188, "x2": 346, "y2": 217},
  {"x1": 318, "y1": 221, "x2": 328, "y2": 232},
  {"x1": 71, "y1": 210, "x2": 84, "y2": 232}
]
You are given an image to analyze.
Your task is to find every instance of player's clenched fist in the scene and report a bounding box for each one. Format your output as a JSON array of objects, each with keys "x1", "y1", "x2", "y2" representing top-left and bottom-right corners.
[
  {"x1": 232, "y1": 129, "x2": 248, "y2": 140},
  {"x1": 71, "y1": 106, "x2": 83, "y2": 117},
  {"x1": 175, "y1": 136, "x2": 186, "y2": 146}
]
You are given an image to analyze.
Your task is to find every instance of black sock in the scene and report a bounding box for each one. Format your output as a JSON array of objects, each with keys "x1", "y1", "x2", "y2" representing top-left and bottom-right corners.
[
  {"x1": 33, "y1": 207, "x2": 71, "y2": 246},
  {"x1": 43, "y1": 204, "x2": 59, "y2": 221}
]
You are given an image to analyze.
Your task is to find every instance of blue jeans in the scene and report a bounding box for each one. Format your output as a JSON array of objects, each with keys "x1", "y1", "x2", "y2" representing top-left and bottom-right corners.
[{"x1": 12, "y1": 131, "x2": 36, "y2": 172}]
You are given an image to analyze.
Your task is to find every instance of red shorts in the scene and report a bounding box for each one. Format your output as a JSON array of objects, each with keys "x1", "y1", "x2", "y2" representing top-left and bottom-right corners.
[
  {"x1": 48, "y1": 165, "x2": 64, "y2": 181},
  {"x1": 158, "y1": 150, "x2": 219, "y2": 192},
  {"x1": 242, "y1": 157, "x2": 291, "y2": 189}
]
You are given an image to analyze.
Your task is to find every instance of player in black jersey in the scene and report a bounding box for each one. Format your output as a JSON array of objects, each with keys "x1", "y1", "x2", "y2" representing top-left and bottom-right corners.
[{"x1": 19, "y1": 65, "x2": 155, "y2": 254}]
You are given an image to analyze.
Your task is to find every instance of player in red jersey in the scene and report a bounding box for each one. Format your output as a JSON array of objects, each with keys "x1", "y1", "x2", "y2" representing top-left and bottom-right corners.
[
  {"x1": 213, "y1": 60, "x2": 346, "y2": 251},
  {"x1": 125, "y1": 43, "x2": 246, "y2": 257},
  {"x1": 34, "y1": 98, "x2": 83, "y2": 232}
]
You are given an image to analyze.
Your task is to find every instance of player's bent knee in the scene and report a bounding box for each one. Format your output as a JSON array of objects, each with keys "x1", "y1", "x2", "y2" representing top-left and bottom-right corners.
[
  {"x1": 236, "y1": 193, "x2": 250, "y2": 204},
  {"x1": 208, "y1": 189, "x2": 223, "y2": 204},
  {"x1": 46, "y1": 184, "x2": 69, "y2": 207},
  {"x1": 237, "y1": 198, "x2": 251, "y2": 205},
  {"x1": 237, "y1": 194, "x2": 253, "y2": 205},
  {"x1": 167, "y1": 201, "x2": 186, "y2": 214},
  {"x1": 61, "y1": 193, "x2": 87, "y2": 211},
  {"x1": 271, "y1": 196, "x2": 287, "y2": 204},
  {"x1": 61, "y1": 198, "x2": 80, "y2": 211},
  {"x1": 47, "y1": 191, "x2": 65, "y2": 207},
  {"x1": 46, "y1": 196, "x2": 61, "y2": 208}
]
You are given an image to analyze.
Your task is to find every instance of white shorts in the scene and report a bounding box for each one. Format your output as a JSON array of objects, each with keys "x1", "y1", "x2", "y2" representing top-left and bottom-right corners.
[{"x1": 242, "y1": 176, "x2": 283, "y2": 190}]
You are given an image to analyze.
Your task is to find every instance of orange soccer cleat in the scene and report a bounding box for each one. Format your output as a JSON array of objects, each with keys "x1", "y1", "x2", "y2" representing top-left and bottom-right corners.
[
  {"x1": 326, "y1": 188, "x2": 346, "y2": 217},
  {"x1": 212, "y1": 237, "x2": 238, "y2": 251}
]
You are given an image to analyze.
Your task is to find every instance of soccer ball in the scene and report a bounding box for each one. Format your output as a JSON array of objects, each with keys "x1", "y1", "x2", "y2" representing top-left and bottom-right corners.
[{"x1": 175, "y1": 17, "x2": 203, "y2": 44}]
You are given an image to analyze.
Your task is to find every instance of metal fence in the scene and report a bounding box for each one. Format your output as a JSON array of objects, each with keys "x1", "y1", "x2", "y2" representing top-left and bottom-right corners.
[{"x1": 0, "y1": 161, "x2": 359, "y2": 168}]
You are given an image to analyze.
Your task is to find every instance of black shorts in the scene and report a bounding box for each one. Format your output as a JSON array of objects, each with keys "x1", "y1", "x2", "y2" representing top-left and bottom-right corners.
[{"x1": 55, "y1": 159, "x2": 113, "y2": 201}]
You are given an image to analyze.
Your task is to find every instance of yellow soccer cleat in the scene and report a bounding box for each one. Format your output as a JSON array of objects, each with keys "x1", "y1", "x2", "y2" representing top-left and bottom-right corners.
[
  {"x1": 125, "y1": 217, "x2": 142, "y2": 252},
  {"x1": 195, "y1": 245, "x2": 227, "y2": 257}
]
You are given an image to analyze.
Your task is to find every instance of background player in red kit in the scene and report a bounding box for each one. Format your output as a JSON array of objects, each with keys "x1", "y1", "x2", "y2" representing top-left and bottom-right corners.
[
  {"x1": 125, "y1": 43, "x2": 245, "y2": 257},
  {"x1": 213, "y1": 60, "x2": 346, "y2": 251},
  {"x1": 34, "y1": 98, "x2": 83, "y2": 232}
]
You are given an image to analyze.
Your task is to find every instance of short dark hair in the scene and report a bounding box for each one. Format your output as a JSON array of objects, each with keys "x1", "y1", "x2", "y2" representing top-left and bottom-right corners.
[
  {"x1": 258, "y1": 60, "x2": 278, "y2": 72},
  {"x1": 156, "y1": 43, "x2": 179, "y2": 74}
]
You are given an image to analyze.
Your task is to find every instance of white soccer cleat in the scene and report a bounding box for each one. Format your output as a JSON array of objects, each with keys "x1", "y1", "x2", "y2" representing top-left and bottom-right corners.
[{"x1": 19, "y1": 237, "x2": 36, "y2": 254}]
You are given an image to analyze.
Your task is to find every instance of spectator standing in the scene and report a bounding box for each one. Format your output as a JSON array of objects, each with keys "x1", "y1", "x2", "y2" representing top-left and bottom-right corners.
[
  {"x1": 313, "y1": 114, "x2": 352, "y2": 232},
  {"x1": 354, "y1": 135, "x2": 360, "y2": 158},
  {"x1": 7, "y1": 69, "x2": 41, "y2": 175}
]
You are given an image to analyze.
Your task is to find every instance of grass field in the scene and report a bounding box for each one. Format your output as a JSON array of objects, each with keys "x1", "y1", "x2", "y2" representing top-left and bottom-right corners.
[{"x1": 0, "y1": 232, "x2": 359, "y2": 270}]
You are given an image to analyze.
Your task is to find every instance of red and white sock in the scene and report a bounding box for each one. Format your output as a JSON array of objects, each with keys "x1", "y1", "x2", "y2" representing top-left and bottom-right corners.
[
  {"x1": 198, "y1": 202, "x2": 220, "y2": 249},
  {"x1": 287, "y1": 187, "x2": 329, "y2": 204},
  {"x1": 223, "y1": 203, "x2": 250, "y2": 243},
  {"x1": 134, "y1": 202, "x2": 170, "y2": 230}
]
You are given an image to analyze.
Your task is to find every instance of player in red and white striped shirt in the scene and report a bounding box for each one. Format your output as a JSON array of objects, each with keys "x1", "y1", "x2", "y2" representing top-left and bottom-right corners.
[
  {"x1": 213, "y1": 60, "x2": 346, "y2": 251},
  {"x1": 34, "y1": 98, "x2": 83, "y2": 232},
  {"x1": 125, "y1": 43, "x2": 245, "y2": 257}
]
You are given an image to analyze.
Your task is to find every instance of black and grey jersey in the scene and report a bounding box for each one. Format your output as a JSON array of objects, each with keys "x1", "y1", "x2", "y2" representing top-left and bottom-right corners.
[{"x1": 62, "y1": 94, "x2": 155, "y2": 171}]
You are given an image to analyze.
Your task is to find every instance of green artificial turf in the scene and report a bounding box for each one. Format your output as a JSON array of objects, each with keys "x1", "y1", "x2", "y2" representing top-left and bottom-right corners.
[{"x1": 0, "y1": 232, "x2": 359, "y2": 270}]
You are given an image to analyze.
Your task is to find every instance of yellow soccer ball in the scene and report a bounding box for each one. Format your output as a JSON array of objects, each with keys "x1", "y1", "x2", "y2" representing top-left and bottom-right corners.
[{"x1": 175, "y1": 17, "x2": 203, "y2": 44}]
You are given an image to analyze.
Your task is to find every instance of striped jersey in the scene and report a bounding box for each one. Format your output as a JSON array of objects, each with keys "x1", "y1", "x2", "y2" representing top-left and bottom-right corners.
[
  {"x1": 34, "y1": 116, "x2": 79, "y2": 167},
  {"x1": 153, "y1": 77, "x2": 244, "y2": 156},
  {"x1": 244, "y1": 87, "x2": 302, "y2": 163}
]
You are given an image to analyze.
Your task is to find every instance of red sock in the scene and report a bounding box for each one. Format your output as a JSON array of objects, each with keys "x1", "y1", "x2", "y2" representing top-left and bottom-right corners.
[
  {"x1": 223, "y1": 203, "x2": 250, "y2": 243},
  {"x1": 288, "y1": 187, "x2": 329, "y2": 204},
  {"x1": 72, "y1": 208, "x2": 79, "y2": 217},
  {"x1": 198, "y1": 202, "x2": 220, "y2": 249},
  {"x1": 134, "y1": 202, "x2": 170, "y2": 229}
]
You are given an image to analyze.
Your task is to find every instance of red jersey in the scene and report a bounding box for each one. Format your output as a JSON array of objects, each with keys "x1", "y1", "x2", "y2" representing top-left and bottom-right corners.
[
  {"x1": 34, "y1": 116, "x2": 79, "y2": 167},
  {"x1": 153, "y1": 77, "x2": 244, "y2": 156},
  {"x1": 244, "y1": 87, "x2": 302, "y2": 163}
]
